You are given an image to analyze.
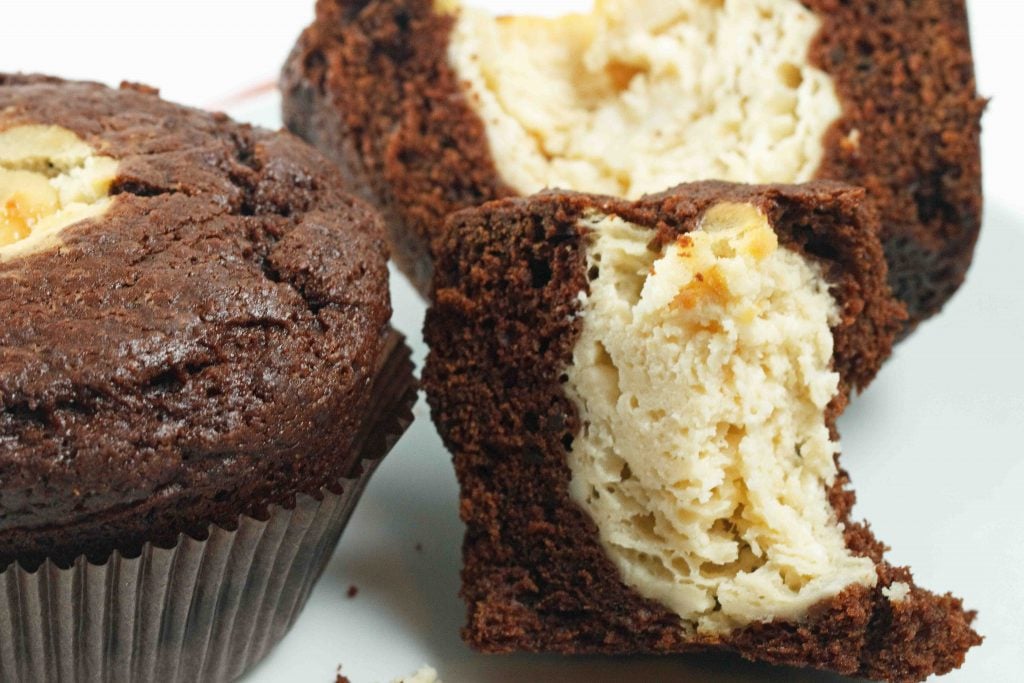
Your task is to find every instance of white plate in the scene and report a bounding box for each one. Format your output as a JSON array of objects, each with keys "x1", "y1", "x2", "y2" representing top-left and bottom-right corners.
[{"x1": 230, "y1": 5, "x2": 1022, "y2": 681}]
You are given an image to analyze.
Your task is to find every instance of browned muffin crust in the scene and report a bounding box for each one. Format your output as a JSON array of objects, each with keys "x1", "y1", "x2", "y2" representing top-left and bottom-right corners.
[
  {"x1": 807, "y1": 0, "x2": 986, "y2": 327},
  {"x1": 281, "y1": 0, "x2": 517, "y2": 295},
  {"x1": 281, "y1": 0, "x2": 984, "y2": 330},
  {"x1": 422, "y1": 182, "x2": 978, "y2": 682},
  {"x1": 0, "y1": 74, "x2": 400, "y2": 569}
]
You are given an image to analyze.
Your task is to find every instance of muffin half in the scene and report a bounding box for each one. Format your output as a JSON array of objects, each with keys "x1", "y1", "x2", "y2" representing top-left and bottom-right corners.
[
  {"x1": 0, "y1": 74, "x2": 415, "y2": 682},
  {"x1": 423, "y1": 182, "x2": 979, "y2": 682},
  {"x1": 282, "y1": 0, "x2": 985, "y2": 331}
]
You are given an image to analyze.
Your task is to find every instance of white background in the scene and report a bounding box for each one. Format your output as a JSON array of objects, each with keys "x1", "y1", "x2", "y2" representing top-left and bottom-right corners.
[{"x1": 3, "y1": 2, "x2": 1023, "y2": 682}]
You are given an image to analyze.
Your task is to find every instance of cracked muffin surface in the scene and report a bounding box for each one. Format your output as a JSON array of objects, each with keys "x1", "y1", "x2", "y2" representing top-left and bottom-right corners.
[{"x1": 0, "y1": 74, "x2": 396, "y2": 569}]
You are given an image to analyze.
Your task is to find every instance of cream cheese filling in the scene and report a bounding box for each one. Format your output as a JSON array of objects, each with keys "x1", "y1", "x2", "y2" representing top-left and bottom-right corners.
[
  {"x1": 392, "y1": 666, "x2": 442, "y2": 683},
  {"x1": 0, "y1": 125, "x2": 118, "y2": 261},
  {"x1": 446, "y1": 0, "x2": 841, "y2": 198},
  {"x1": 563, "y1": 202, "x2": 876, "y2": 635}
]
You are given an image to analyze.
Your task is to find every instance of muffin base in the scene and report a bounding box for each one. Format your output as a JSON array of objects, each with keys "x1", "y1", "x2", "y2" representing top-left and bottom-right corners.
[{"x1": 0, "y1": 333, "x2": 416, "y2": 683}]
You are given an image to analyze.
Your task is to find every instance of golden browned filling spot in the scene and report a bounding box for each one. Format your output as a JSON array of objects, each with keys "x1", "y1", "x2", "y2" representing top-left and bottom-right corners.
[
  {"x1": 445, "y1": 0, "x2": 841, "y2": 198},
  {"x1": 564, "y1": 203, "x2": 876, "y2": 635},
  {"x1": 0, "y1": 125, "x2": 117, "y2": 260}
]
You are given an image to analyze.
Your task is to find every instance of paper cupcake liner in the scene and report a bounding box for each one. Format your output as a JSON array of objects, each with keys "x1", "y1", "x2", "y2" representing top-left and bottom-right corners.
[{"x1": 0, "y1": 331, "x2": 416, "y2": 683}]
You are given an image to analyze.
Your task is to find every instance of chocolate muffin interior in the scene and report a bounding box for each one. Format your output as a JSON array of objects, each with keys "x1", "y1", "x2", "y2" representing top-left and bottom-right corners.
[
  {"x1": 424, "y1": 182, "x2": 979, "y2": 682},
  {"x1": 445, "y1": 0, "x2": 984, "y2": 329},
  {"x1": 0, "y1": 75, "x2": 399, "y2": 570},
  {"x1": 283, "y1": 0, "x2": 984, "y2": 329}
]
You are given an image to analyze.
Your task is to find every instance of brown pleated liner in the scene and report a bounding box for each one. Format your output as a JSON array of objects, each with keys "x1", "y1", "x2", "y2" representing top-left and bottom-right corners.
[{"x1": 0, "y1": 331, "x2": 416, "y2": 683}]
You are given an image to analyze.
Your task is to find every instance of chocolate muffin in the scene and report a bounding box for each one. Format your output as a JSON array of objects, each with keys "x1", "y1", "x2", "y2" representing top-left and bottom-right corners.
[
  {"x1": 423, "y1": 182, "x2": 980, "y2": 682},
  {"x1": 0, "y1": 74, "x2": 415, "y2": 682},
  {"x1": 282, "y1": 0, "x2": 985, "y2": 331}
]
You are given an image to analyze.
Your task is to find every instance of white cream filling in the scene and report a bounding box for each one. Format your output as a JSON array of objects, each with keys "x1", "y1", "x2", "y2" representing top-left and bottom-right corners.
[
  {"x1": 0, "y1": 125, "x2": 118, "y2": 261},
  {"x1": 446, "y1": 0, "x2": 841, "y2": 198},
  {"x1": 883, "y1": 581, "x2": 911, "y2": 604},
  {"x1": 392, "y1": 665, "x2": 441, "y2": 683},
  {"x1": 563, "y1": 202, "x2": 876, "y2": 635}
]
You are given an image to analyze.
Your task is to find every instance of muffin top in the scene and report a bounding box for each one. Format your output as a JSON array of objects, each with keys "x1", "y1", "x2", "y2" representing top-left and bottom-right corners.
[{"x1": 0, "y1": 75, "x2": 393, "y2": 567}]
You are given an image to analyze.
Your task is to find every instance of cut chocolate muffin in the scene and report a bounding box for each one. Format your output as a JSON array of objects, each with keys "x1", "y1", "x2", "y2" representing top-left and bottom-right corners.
[
  {"x1": 282, "y1": 0, "x2": 985, "y2": 331},
  {"x1": 423, "y1": 182, "x2": 980, "y2": 682},
  {"x1": 0, "y1": 74, "x2": 415, "y2": 681}
]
